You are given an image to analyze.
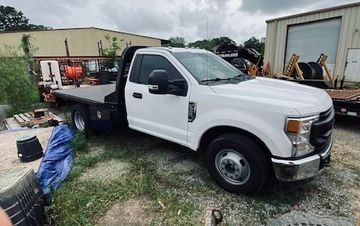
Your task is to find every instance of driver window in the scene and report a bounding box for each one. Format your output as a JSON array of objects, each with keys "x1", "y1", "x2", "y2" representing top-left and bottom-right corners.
[{"x1": 138, "y1": 55, "x2": 183, "y2": 84}]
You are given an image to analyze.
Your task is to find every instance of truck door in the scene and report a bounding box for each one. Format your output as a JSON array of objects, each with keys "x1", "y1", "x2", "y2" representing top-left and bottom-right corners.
[{"x1": 125, "y1": 53, "x2": 190, "y2": 146}]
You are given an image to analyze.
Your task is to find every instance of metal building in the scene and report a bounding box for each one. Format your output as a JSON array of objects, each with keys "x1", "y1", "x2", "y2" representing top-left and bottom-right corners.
[
  {"x1": 264, "y1": 2, "x2": 360, "y2": 82},
  {"x1": 0, "y1": 27, "x2": 164, "y2": 58}
]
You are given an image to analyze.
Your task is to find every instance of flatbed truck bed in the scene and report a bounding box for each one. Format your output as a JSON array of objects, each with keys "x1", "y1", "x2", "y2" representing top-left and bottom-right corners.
[{"x1": 54, "y1": 84, "x2": 116, "y2": 105}]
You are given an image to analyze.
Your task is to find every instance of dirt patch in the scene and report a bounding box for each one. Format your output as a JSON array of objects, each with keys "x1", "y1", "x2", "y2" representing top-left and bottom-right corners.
[
  {"x1": 173, "y1": 160, "x2": 199, "y2": 172},
  {"x1": 85, "y1": 145, "x2": 106, "y2": 158},
  {"x1": 97, "y1": 199, "x2": 148, "y2": 226},
  {"x1": 352, "y1": 189, "x2": 360, "y2": 223},
  {"x1": 79, "y1": 159, "x2": 130, "y2": 183},
  {"x1": 0, "y1": 127, "x2": 53, "y2": 172},
  {"x1": 268, "y1": 211, "x2": 356, "y2": 226}
]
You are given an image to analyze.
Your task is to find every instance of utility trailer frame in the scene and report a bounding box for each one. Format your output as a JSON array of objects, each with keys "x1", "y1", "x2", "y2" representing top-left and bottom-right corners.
[{"x1": 326, "y1": 89, "x2": 360, "y2": 118}]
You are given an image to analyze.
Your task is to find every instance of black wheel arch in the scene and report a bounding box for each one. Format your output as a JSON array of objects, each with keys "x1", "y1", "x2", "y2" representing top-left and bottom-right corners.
[{"x1": 198, "y1": 126, "x2": 273, "y2": 160}]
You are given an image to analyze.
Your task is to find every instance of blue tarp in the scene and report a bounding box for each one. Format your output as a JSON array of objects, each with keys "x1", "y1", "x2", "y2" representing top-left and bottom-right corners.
[{"x1": 36, "y1": 125, "x2": 75, "y2": 196}]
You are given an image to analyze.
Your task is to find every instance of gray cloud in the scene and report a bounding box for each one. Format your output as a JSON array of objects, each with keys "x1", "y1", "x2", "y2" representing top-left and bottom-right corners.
[
  {"x1": 241, "y1": 0, "x2": 357, "y2": 15},
  {"x1": 241, "y1": 0, "x2": 313, "y2": 13},
  {"x1": 1, "y1": 0, "x2": 358, "y2": 44},
  {"x1": 99, "y1": 1, "x2": 175, "y2": 34}
]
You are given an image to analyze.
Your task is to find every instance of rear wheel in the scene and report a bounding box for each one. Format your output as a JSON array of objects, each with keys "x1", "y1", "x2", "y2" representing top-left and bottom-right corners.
[
  {"x1": 71, "y1": 105, "x2": 89, "y2": 131},
  {"x1": 206, "y1": 133, "x2": 270, "y2": 194}
]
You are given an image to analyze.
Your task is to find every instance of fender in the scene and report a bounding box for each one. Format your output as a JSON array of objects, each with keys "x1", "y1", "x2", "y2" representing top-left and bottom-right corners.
[{"x1": 187, "y1": 108, "x2": 293, "y2": 158}]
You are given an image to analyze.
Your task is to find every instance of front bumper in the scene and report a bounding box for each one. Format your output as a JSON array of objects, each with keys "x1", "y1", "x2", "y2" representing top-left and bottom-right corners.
[{"x1": 271, "y1": 139, "x2": 332, "y2": 182}]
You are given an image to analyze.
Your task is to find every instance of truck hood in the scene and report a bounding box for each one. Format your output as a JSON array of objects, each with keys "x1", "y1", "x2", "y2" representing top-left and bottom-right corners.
[{"x1": 210, "y1": 77, "x2": 332, "y2": 116}]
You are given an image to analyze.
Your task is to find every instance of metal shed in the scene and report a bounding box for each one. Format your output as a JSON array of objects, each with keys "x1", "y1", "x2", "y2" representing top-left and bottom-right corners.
[
  {"x1": 264, "y1": 2, "x2": 360, "y2": 82},
  {"x1": 0, "y1": 27, "x2": 165, "y2": 58}
]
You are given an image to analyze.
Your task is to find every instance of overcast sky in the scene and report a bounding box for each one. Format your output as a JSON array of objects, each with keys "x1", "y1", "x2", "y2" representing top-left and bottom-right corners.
[{"x1": 1, "y1": 0, "x2": 357, "y2": 44}]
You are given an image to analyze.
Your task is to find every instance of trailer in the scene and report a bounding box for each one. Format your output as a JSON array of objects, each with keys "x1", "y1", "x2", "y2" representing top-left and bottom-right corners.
[{"x1": 327, "y1": 89, "x2": 360, "y2": 117}]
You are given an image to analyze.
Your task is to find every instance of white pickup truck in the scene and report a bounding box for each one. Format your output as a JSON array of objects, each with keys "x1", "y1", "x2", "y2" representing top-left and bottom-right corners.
[{"x1": 55, "y1": 46, "x2": 334, "y2": 193}]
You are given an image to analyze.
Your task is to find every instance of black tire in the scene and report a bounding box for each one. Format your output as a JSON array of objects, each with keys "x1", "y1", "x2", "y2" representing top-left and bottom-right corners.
[
  {"x1": 298, "y1": 62, "x2": 315, "y2": 79},
  {"x1": 308, "y1": 62, "x2": 323, "y2": 79},
  {"x1": 206, "y1": 133, "x2": 270, "y2": 194},
  {"x1": 71, "y1": 105, "x2": 90, "y2": 132},
  {"x1": 231, "y1": 58, "x2": 248, "y2": 74}
]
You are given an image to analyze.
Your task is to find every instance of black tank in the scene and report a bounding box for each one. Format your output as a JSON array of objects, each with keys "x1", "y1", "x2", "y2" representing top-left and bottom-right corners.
[{"x1": 0, "y1": 167, "x2": 45, "y2": 226}]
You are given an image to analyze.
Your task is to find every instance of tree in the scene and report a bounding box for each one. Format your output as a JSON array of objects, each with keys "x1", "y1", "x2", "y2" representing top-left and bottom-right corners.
[
  {"x1": 167, "y1": 36, "x2": 186, "y2": 47},
  {"x1": 243, "y1": 36, "x2": 265, "y2": 54},
  {"x1": 20, "y1": 34, "x2": 38, "y2": 76},
  {"x1": 0, "y1": 5, "x2": 51, "y2": 31},
  {"x1": 188, "y1": 37, "x2": 236, "y2": 51},
  {"x1": 27, "y1": 24, "x2": 52, "y2": 31},
  {"x1": 0, "y1": 47, "x2": 39, "y2": 114},
  {"x1": 0, "y1": 34, "x2": 39, "y2": 114},
  {"x1": 102, "y1": 35, "x2": 122, "y2": 69},
  {"x1": 0, "y1": 6, "x2": 29, "y2": 31}
]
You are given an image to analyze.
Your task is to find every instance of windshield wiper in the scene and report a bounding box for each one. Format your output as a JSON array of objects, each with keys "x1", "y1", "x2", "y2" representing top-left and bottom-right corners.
[
  {"x1": 200, "y1": 77, "x2": 231, "y2": 84},
  {"x1": 231, "y1": 74, "x2": 244, "y2": 79}
]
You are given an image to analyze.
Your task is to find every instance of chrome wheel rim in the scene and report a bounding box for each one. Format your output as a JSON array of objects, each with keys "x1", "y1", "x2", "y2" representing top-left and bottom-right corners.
[
  {"x1": 74, "y1": 111, "x2": 85, "y2": 131},
  {"x1": 215, "y1": 149, "x2": 250, "y2": 185}
]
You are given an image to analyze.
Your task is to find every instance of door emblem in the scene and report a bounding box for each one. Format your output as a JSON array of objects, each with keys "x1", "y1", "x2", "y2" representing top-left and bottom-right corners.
[
  {"x1": 97, "y1": 111, "x2": 102, "y2": 119},
  {"x1": 188, "y1": 101, "x2": 197, "y2": 122}
]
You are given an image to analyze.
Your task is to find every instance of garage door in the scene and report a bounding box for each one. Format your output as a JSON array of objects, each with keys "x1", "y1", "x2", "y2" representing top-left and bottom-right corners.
[{"x1": 285, "y1": 18, "x2": 341, "y2": 74}]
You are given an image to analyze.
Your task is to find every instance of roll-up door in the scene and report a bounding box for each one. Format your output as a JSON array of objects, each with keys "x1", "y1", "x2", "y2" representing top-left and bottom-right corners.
[{"x1": 285, "y1": 18, "x2": 341, "y2": 73}]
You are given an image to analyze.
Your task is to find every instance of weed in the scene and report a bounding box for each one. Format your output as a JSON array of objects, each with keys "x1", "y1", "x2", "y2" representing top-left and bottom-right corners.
[{"x1": 71, "y1": 131, "x2": 88, "y2": 154}]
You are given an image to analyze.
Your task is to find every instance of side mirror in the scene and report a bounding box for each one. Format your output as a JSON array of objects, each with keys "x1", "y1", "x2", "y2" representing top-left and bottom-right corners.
[
  {"x1": 148, "y1": 70, "x2": 168, "y2": 94},
  {"x1": 168, "y1": 79, "x2": 186, "y2": 96}
]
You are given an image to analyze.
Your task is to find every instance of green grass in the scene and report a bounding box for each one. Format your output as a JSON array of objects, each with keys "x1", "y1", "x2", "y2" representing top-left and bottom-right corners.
[
  {"x1": 49, "y1": 132, "x2": 201, "y2": 225},
  {"x1": 71, "y1": 131, "x2": 88, "y2": 154},
  {"x1": 48, "y1": 131, "x2": 360, "y2": 225}
]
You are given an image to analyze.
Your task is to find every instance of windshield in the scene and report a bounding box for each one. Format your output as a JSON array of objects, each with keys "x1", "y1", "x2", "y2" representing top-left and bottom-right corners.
[{"x1": 173, "y1": 51, "x2": 246, "y2": 84}]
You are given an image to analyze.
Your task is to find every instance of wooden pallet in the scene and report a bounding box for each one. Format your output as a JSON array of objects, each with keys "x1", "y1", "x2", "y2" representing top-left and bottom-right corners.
[
  {"x1": 11, "y1": 109, "x2": 63, "y2": 128},
  {"x1": 13, "y1": 113, "x2": 32, "y2": 127}
]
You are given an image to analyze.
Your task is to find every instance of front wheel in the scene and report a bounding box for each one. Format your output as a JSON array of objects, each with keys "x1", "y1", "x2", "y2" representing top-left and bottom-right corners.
[{"x1": 206, "y1": 133, "x2": 270, "y2": 194}]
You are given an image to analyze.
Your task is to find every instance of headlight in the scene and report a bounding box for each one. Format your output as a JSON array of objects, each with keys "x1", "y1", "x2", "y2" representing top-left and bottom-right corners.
[{"x1": 285, "y1": 115, "x2": 319, "y2": 157}]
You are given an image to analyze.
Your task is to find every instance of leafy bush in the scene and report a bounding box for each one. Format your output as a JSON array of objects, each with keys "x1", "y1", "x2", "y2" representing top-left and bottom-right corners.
[
  {"x1": 0, "y1": 47, "x2": 39, "y2": 115},
  {"x1": 102, "y1": 35, "x2": 122, "y2": 69}
]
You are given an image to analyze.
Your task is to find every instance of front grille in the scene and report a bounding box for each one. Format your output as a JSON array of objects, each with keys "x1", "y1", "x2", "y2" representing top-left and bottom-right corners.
[{"x1": 310, "y1": 107, "x2": 334, "y2": 153}]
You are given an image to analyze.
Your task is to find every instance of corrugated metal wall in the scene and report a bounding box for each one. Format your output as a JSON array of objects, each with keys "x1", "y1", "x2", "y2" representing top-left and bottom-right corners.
[
  {"x1": 0, "y1": 28, "x2": 162, "y2": 57},
  {"x1": 264, "y1": 4, "x2": 360, "y2": 80}
]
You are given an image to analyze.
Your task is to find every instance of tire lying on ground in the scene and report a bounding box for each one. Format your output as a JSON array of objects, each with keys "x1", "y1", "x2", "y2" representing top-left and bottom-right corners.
[
  {"x1": 206, "y1": 133, "x2": 270, "y2": 194},
  {"x1": 297, "y1": 62, "x2": 315, "y2": 79},
  {"x1": 71, "y1": 104, "x2": 90, "y2": 132},
  {"x1": 308, "y1": 62, "x2": 323, "y2": 79}
]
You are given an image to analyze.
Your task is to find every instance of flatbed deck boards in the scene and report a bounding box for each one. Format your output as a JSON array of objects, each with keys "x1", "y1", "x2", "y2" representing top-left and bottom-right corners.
[
  {"x1": 54, "y1": 84, "x2": 116, "y2": 104},
  {"x1": 327, "y1": 89, "x2": 360, "y2": 101}
]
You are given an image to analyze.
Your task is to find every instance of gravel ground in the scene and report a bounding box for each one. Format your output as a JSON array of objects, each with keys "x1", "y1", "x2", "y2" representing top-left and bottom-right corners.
[
  {"x1": 144, "y1": 116, "x2": 360, "y2": 224},
  {"x1": 61, "y1": 115, "x2": 360, "y2": 225},
  {"x1": 79, "y1": 159, "x2": 130, "y2": 183}
]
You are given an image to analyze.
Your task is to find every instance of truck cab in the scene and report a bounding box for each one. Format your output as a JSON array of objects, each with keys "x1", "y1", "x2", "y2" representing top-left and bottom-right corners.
[{"x1": 56, "y1": 46, "x2": 334, "y2": 193}]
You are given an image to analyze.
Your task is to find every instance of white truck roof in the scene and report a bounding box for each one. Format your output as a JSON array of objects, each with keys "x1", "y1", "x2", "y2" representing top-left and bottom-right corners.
[{"x1": 137, "y1": 47, "x2": 210, "y2": 54}]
